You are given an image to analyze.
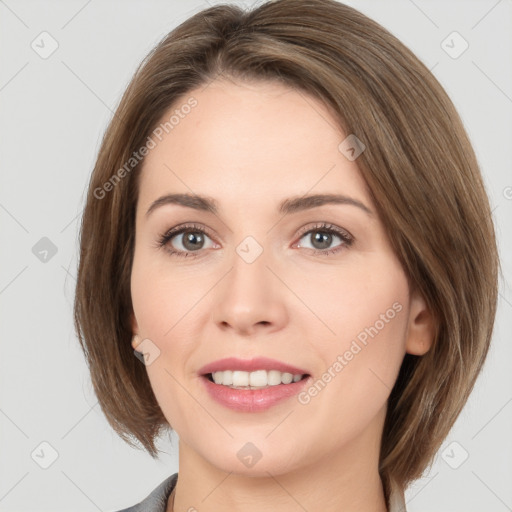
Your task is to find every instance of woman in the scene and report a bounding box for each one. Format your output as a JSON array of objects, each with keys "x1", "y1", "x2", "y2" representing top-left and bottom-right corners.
[{"x1": 73, "y1": 1, "x2": 499, "y2": 510}]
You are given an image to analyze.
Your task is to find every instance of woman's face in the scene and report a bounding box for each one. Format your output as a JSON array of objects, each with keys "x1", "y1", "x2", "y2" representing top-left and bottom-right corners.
[{"x1": 130, "y1": 78, "x2": 430, "y2": 476}]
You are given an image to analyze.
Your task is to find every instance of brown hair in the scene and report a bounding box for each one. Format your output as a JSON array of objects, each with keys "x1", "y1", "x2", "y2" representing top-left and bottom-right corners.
[{"x1": 74, "y1": 0, "x2": 499, "y2": 500}]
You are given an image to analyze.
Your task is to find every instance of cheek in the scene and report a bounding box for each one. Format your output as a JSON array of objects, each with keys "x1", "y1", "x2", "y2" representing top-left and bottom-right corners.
[
  {"x1": 130, "y1": 254, "x2": 205, "y2": 424},
  {"x1": 130, "y1": 247, "x2": 189, "y2": 337},
  {"x1": 296, "y1": 256, "x2": 409, "y2": 428},
  {"x1": 288, "y1": 250, "x2": 409, "y2": 349}
]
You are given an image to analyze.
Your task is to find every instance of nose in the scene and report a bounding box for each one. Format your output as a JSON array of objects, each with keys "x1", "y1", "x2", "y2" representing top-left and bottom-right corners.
[{"x1": 211, "y1": 249, "x2": 289, "y2": 337}]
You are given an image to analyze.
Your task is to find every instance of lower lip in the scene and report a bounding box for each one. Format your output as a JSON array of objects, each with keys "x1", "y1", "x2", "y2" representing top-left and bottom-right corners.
[{"x1": 201, "y1": 375, "x2": 310, "y2": 412}]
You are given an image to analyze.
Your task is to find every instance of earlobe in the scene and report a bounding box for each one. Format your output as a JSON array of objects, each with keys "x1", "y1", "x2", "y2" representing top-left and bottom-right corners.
[
  {"x1": 131, "y1": 334, "x2": 141, "y2": 350},
  {"x1": 405, "y1": 288, "x2": 436, "y2": 356},
  {"x1": 130, "y1": 312, "x2": 141, "y2": 350}
]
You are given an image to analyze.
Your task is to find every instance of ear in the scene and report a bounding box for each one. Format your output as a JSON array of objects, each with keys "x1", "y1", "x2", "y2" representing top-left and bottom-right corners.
[
  {"x1": 405, "y1": 287, "x2": 436, "y2": 356},
  {"x1": 130, "y1": 312, "x2": 141, "y2": 351}
]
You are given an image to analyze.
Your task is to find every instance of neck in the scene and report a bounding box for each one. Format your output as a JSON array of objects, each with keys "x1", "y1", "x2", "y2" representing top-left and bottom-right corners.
[{"x1": 169, "y1": 408, "x2": 388, "y2": 512}]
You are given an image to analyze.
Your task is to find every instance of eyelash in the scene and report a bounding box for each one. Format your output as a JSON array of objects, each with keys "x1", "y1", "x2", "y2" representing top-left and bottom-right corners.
[{"x1": 155, "y1": 222, "x2": 354, "y2": 259}]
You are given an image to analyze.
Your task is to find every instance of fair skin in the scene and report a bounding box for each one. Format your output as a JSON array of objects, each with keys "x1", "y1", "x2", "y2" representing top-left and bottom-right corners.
[{"x1": 130, "y1": 77, "x2": 434, "y2": 512}]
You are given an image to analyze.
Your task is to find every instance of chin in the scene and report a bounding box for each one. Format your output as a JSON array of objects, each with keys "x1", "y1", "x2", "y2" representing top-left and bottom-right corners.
[{"x1": 190, "y1": 434, "x2": 307, "y2": 477}]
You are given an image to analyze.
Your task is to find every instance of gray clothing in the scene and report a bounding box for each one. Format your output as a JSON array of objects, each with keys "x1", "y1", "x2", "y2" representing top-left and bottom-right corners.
[{"x1": 113, "y1": 472, "x2": 407, "y2": 511}]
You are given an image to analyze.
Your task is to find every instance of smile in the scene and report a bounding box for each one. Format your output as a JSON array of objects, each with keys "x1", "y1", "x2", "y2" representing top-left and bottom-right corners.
[
  {"x1": 198, "y1": 357, "x2": 311, "y2": 412},
  {"x1": 207, "y1": 369, "x2": 305, "y2": 389}
]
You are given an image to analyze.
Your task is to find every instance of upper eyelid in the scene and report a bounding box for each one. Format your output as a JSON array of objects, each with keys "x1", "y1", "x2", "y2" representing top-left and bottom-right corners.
[
  {"x1": 296, "y1": 223, "x2": 352, "y2": 239},
  {"x1": 161, "y1": 222, "x2": 353, "y2": 245}
]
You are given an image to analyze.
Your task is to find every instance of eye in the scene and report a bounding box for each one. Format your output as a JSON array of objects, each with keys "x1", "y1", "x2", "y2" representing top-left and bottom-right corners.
[
  {"x1": 294, "y1": 223, "x2": 354, "y2": 256},
  {"x1": 155, "y1": 222, "x2": 354, "y2": 259},
  {"x1": 156, "y1": 223, "x2": 218, "y2": 258}
]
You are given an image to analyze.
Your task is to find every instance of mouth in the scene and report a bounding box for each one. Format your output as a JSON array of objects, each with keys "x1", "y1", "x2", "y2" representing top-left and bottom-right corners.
[
  {"x1": 198, "y1": 357, "x2": 311, "y2": 412},
  {"x1": 203, "y1": 369, "x2": 309, "y2": 389}
]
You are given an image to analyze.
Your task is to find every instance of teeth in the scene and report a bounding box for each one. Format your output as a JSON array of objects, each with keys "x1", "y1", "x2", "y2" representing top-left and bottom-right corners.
[
  {"x1": 268, "y1": 370, "x2": 282, "y2": 386},
  {"x1": 249, "y1": 370, "x2": 266, "y2": 387},
  {"x1": 222, "y1": 370, "x2": 233, "y2": 385},
  {"x1": 211, "y1": 370, "x2": 305, "y2": 388},
  {"x1": 232, "y1": 370, "x2": 249, "y2": 387}
]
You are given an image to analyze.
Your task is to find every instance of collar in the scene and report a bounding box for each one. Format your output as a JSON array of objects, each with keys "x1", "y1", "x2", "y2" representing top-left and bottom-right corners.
[
  {"x1": 388, "y1": 478, "x2": 407, "y2": 512},
  {"x1": 120, "y1": 473, "x2": 407, "y2": 512}
]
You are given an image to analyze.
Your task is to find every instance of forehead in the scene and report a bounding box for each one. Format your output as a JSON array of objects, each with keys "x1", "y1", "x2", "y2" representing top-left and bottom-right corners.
[{"x1": 137, "y1": 78, "x2": 372, "y2": 214}]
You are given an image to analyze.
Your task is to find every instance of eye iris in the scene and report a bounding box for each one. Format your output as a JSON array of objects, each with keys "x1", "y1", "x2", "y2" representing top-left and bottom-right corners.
[
  {"x1": 312, "y1": 231, "x2": 332, "y2": 250},
  {"x1": 182, "y1": 231, "x2": 204, "y2": 251}
]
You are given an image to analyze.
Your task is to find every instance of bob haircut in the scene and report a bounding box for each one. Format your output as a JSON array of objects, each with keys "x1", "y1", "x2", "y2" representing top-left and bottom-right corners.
[{"x1": 74, "y1": 0, "x2": 499, "y2": 500}]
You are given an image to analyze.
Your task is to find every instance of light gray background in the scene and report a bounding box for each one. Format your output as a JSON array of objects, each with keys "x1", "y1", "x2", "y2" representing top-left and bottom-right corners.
[{"x1": 1, "y1": 0, "x2": 511, "y2": 510}]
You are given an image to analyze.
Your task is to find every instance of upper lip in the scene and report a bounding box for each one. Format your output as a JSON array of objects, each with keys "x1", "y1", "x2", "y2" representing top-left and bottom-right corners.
[{"x1": 198, "y1": 357, "x2": 309, "y2": 376}]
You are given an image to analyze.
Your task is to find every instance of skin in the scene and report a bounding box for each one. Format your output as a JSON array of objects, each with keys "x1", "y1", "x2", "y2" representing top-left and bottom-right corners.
[{"x1": 130, "y1": 77, "x2": 434, "y2": 512}]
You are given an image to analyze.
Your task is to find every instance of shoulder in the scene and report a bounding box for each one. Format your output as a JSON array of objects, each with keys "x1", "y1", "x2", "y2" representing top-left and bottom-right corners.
[{"x1": 111, "y1": 473, "x2": 178, "y2": 512}]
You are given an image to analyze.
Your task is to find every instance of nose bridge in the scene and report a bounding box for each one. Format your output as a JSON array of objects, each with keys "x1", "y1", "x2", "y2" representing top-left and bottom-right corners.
[
  {"x1": 227, "y1": 239, "x2": 273, "y2": 310},
  {"x1": 211, "y1": 236, "x2": 288, "y2": 334}
]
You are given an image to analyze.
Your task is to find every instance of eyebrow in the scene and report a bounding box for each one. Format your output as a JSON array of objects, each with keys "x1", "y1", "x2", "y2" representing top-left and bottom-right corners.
[{"x1": 145, "y1": 193, "x2": 373, "y2": 218}]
